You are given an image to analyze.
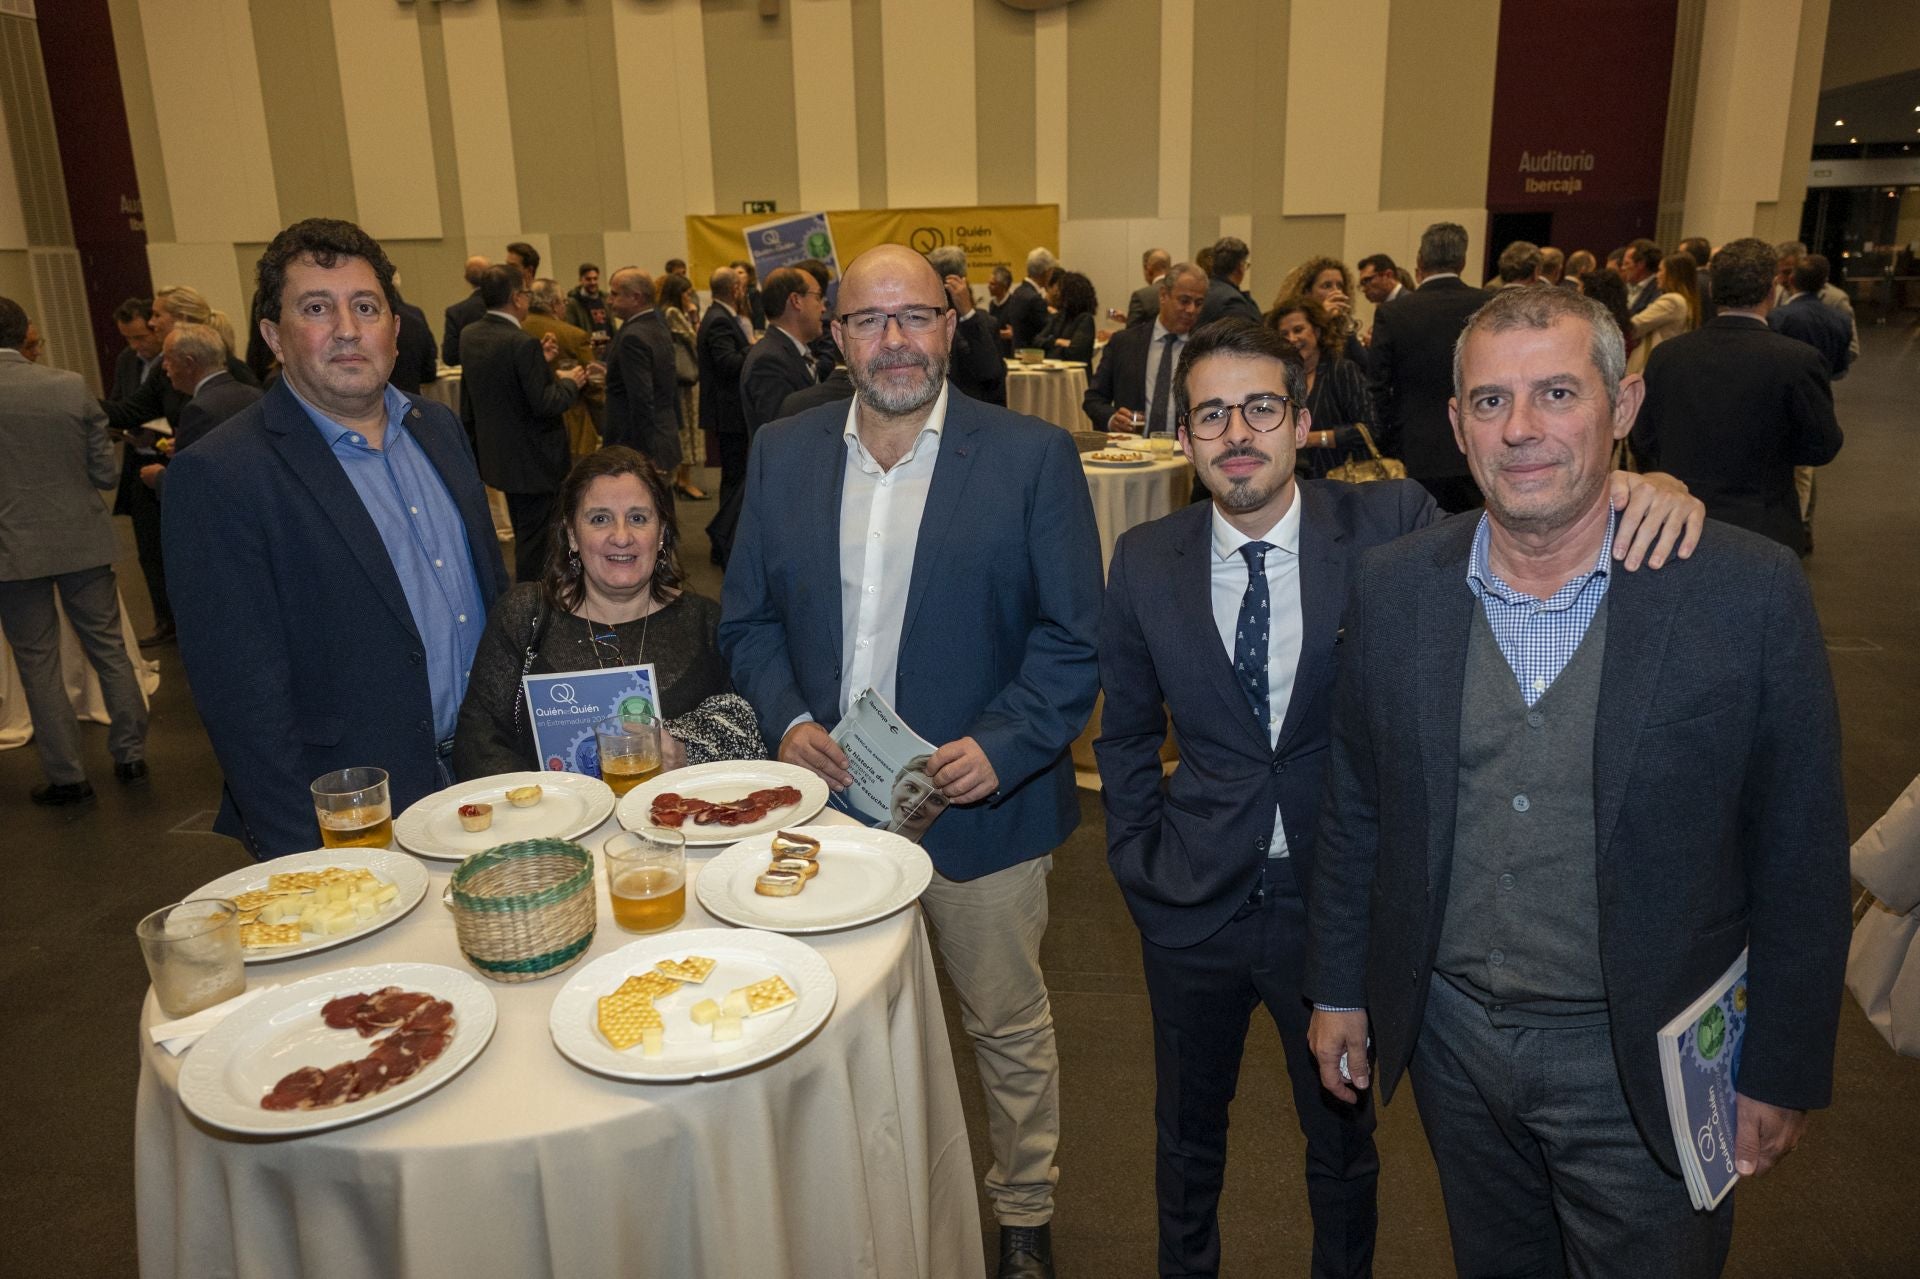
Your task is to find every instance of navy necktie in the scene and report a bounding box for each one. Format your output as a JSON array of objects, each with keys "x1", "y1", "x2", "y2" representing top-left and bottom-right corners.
[
  {"x1": 1146, "y1": 333, "x2": 1178, "y2": 436},
  {"x1": 1235, "y1": 542, "x2": 1273, "y2": 730}
]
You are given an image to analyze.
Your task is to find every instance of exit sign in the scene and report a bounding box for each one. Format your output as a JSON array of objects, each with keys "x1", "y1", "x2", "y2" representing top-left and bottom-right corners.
[{"x1": 742, "y1": 200, "x2": 778, "y2": 214}]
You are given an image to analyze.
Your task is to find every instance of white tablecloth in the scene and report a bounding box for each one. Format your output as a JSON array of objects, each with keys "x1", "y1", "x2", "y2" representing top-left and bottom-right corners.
[
  {"x1": 421, "y1": 370, "x2": 513, "y2": 544},
  {"x1": 134, "y1": 810, "x2": 983, "y2": 1279},
  {"x1": 0, "y1": 583, "x2": 159, "y2": 749},
  {"x1": 1005, "y1": 362, "x2": 1089, "y2": 432},
  {"x1": 1083, "y1": 455, "x2": 1194, "y2": 571}
]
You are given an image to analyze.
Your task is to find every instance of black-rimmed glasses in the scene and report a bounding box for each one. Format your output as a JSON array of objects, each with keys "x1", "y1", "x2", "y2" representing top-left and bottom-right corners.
[
  {"x1": 1181, "y1": 394, "x2": 1292, "y2": 440},
  {"x1": 839, "y1": 306, "x2": 943, "y2": 340}
]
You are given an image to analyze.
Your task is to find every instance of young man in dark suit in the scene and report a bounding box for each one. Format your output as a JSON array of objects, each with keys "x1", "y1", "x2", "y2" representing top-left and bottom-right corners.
[
  {"x1": 1197, "y1": 236, "x2": 1261, "y2": 328},
  {"x1": 1082, "y1": 263, "x2": 1206, "y2": 435},
  {"x1": 721, "y1": 245, "x2": 1105, "y2": 1279},
  {"x1": 737, "y1": 266, "x2": 825, "y2": 443},
  {"x1": 164, "y1": 219, "x2": 509, "y2": 858},
  {"x1": 1309, "y1": 286, "x2": 1847, "y2": 1278},
  {"x1": 697, "y1": 266, "x2": 753, "y2": 562},
  {"x1": 1098, "y1": 317, "x2": 1703, "y2": 1279},
  {"x1": 1366, "y1": 221, "x2": 1494, "y2": 513},
  {"x1": 458, "y1": 264, "x2": 587, "y2": 582}
]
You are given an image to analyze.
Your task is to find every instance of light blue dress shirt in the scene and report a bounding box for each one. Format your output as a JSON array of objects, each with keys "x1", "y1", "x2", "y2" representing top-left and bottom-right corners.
[{"x1": 1465, "y1": 505, "x2": 1616, "y2": 707}]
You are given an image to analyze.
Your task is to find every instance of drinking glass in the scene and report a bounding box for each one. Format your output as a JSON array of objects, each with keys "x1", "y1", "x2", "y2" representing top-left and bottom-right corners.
[
  {"x1": 596, "y1": 715, "x2": 661, "y2": 797},
  {"x1": 312, "y1": 767, "x2": 392, "y2": 848},
  {"x1": 604, "y1": 829, "x2": 686, "y2": 933},
  {"x1": 137, "y1": 898, "x2": 246, "y2": 1017}
]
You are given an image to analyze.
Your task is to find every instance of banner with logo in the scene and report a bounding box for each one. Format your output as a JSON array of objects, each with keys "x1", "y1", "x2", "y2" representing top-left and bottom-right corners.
[
  {"x1": 521, "y1": 663, "x2": 659, "y2": 778},
  {"x1": 687, "y1": 204, "x2": 1060, "y2": 286},
  {"x1": 742, "y1": 211, "x2": 840, "y2": 282}
]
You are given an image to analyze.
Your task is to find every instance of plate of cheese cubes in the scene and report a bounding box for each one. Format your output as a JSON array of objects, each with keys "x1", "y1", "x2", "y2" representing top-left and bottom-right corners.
[
  {"x1": 189, "y1": 849, "x2": 430, "y2": 963},
  {"x1": 547, "y1": 928, "x2": 836, "y2": 1081}
]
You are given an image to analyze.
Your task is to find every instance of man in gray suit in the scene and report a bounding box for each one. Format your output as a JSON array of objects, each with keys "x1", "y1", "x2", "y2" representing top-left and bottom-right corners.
[
  {"x1": 0, "y1": 296, "x2": 149, "y2": 804},
  {"x1": 1307, "y1": 287, "x2": 1849, "y2": 1277}
]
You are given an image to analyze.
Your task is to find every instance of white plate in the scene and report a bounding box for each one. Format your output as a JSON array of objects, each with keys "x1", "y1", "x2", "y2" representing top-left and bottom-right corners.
[
  {"x1": 395, "y1": 771, "x2": 614, "y2": 860},
  {"x1": 696, "y1": 824, "x2": 932, "y2": 934},
  {"x1": 177, "y1": 962, "x2": 497, "y2": 1136},
  {"x1": 190, "y1": 849, "x2": 430, "y2": 964},
  {"x1": 1085, "y1": 452, "x2": 1153, "y2": 467},
  {"x1": 616, "y1": 760, "x2": 829, "y2": 846},
  {"x1": 549, "y1": 927, "x2": 835, "y2": 1082}
]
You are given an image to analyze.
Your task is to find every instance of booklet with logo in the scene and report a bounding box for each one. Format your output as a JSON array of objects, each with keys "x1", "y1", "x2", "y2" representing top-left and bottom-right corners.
[
  {"x1": 521, "y1": 663, "x2": 658, "y2": 777},
  {"x1": 1657, "y1": 948, "x2": 1748, "y2": 1211},
  {"x1": 829, "y1": 687, "x2": 949, "y2": 843}
]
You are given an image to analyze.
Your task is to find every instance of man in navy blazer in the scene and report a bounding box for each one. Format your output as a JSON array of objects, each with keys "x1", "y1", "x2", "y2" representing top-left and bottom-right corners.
[
  {"x1": 721, "y1": 245, "x2": 1101, "y2": 1279},
  {"x1": 1098, "y1": 319, "x2": 1706, "y2": 1278},
  {"x1": 1082, "y1": 263, "x2": 1206, "y2": 435},
  {"x1": 165, "y1": 219, "x2": 508, "y2": 859}
]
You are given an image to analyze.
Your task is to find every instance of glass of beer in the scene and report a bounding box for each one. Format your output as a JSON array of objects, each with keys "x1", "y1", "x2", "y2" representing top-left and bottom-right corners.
[
  {"x1": 605, "y1": 829, "x2": 686, "y2": 933},
  {"x1": 137, "y1": 898, "x2": 247, "y2": 1018},
  {"x1": 596, "y1": 716, "x2": 661, "y2": 797},
  {"x1": 311, "y1": 767, "x2": 393, "y2": 848}
]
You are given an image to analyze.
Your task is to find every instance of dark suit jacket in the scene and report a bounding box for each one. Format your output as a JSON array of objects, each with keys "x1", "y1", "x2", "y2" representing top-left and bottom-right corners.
[
  {"x1": 1125, "y1": 280, "x2": 1161, "y2": 327},
  {"x1": 1626, "y1": 275, "x2": 1659, "y2": 317},
  {"x1": 175, "y1": 373, "x2": 263, "y2": 453},
  {"x1": 1768, "y1": 294, "x2": 1854, "y2": 380},
  {"x1": 1198, "y1": 276, "x2": 1261, "y2": 327},
  {"x1": 1082, "y1": 321, "x2": 1155, "y2": 428},
  {"x1": 1304, "y1": 515, "x2": 1849, "y2": 1173},
  {"x1": 458, "y1": 313, "x2": 577, "y2": 494},
  {"x1": 779, "y1": 367, "x2": 854, "y2": 418},
  {"x1": 441, "y1": 290, "x2": 486, "y2": 367},
  {"x1": 718, "y1": 393, "x2": 1104, "y2": 881},
  {"x1": 111, "y1": 348, "x2": 158, "y2": 516},
  {"x1": 1631, "y1": 317, "x2": 1842, "y2": 554},
  {"x1": 108, "y1": 355, "x2": 261, "y2": 507},
  {"x1": 1097, "y1": 480, "x2": 1438, "y2": 948},
  {"x1": 696, "y1": 304, "x2": 752, "y2": 437},
  {"x1": 604, "y1": 310, "x2": 682, "y2": 468},
  {"x1": 1037, "y1": 311, "x2": 1095, "y2": 365},
  {"x1": 1366, "y1": 276, "x2": 1491, "y2": 479},
  {"x1": 391, "y1": 300, "x2": 438, "y2": 395},
  {"x1": 738, "y1": 329, "x2": 817, "y2": 441},
  {"x1": 999, "y1": 280, "x2": 1049, "y2": 351},
  {"x1": 162, "y1": 380, "x2": 508, "y2": 857},
  {"x1": 950, "y1": 308, "x2": 1008, "y2": 406}
]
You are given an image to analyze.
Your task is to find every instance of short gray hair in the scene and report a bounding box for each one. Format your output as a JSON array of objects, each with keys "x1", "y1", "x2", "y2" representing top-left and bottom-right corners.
[
  {"x1": 1025, "y1": 247, "x2": 1056, "y2": 279},
  {"x1": 165, "y1": 322, "x2": 225, "y2": 372},
  {"x1": 1452, "y1": 286, "x2": 1625, "y2": 412},
  {"x1": 1159, "y1": 262, "x2": 1207, "y2": 293},
  {"x1": 528, "y1": 278, "x2": 565, "y2": 316},
  {"x1": 926, "y1": 246, "x2": 969, "y2": 279},
  {"x1": 1417, "y1": 222, "x2": 1469, "y2": 274}
]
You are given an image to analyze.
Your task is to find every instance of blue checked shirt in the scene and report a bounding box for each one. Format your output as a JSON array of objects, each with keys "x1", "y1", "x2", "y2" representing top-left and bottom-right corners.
[{"x1": 1465, "y1": 506, "x2": 1615, "y2": 706}]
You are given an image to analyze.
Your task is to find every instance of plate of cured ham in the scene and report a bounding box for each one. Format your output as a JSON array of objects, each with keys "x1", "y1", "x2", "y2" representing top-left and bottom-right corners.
[
  {"x1": 616, "y1": 760, "x2": 829, "y2": 846},
  {"x1": 176, "y1": 962, "x2": 497, "y2": 1136}
]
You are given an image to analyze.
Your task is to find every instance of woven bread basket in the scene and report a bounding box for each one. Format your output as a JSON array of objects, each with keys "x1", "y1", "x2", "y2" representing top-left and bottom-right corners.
[{"x1": 447, "y1": 839, "x2": 596, "y2": 983}]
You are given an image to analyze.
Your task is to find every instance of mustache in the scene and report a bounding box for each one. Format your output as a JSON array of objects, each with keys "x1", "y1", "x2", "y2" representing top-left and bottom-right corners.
[
  {"x1": 1212, "y1": 446, "x2": 1271, "y2": 468},
  {"x1": 867, "y1": 351, "x2": 931, "y2": 372}
]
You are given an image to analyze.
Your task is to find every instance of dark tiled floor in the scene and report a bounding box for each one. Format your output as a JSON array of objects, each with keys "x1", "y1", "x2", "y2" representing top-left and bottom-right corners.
[{"x1": 5, "y1": 324, "x2": 1918, "y2": 1277}]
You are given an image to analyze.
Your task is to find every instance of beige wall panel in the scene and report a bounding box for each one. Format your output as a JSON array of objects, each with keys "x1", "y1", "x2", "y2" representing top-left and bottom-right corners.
[
  {"x1": 499, "y1": 2, "x2": 627, "y2": 237},
  {"x1": 1157, "y1": 0, "x2": 1194, "y2": 224},
  {"x1": 612, "y1": 0, "x2": 714, "y2": 242},
  {"x1": 1378, "y1": 0, "x2": 1499, "y2": 212},
  {"x1": 1066, "y1": 0, "x2": 1157, "y2": 220},
  {"x1": 791, "y1": 0, "x2": 861, "y2": 210},
  {"x1": 1189, "y1": 0, "x2": 1284, "y2": 228},
  {"x1": 1768, "y1": 0, "x2": 1829, "y2": 245},
  {"x1": 1284, "y1": 0, "x2": 1388, "y2": 217},
  {"x1": 549, "y1": 232, "x2": 608, "y2": 286},
  {"x1": 702, "y1": 0, "x2": 800, "y2": 217},
  {"x1": 0, "y1": 248, "x2": 31, "y2": 308},
  {"x1": 106, "y1": 0, "x2": 172, "y2": 242},
  {"x1": 146, "y1": 241, "x2": 248, "y2": 337},
  {"x1": 0, "y1": 91, "x2": 28, "y2": 250},
  {"x1": 1058, "y1": 215, "x2": 1187, "y2": 328},
  {"x1": 1033, "y1": 7, "x2": 1067, "y2": 212},
  {"x1": 1819, "y1": 0, "x2": 1920, "y2": 90},
  {"x1": 973, "y1": 0, "x2": 1033, "y2": 206},
  {"x1": 440, "y1": 0, "x2": 522, "y2": 242},
  {"x1": 851, "y1": 0, "x2": 888, "y2": 209},
  {"x1": 328, "y1": 0, "x2": 440, "y2": 240},
  {"x1": 251, "y1": 1, "x2": 354, "y2": 226},
  {"x1": 882, "y1": 0, "x2": 976, "y2": 206},
  {"x1": 1683, "y1": 0, "x2": 1803, "y2": 247},
  {"x1": 138, "y1": 0, "x2": 278, "y2": 242}
]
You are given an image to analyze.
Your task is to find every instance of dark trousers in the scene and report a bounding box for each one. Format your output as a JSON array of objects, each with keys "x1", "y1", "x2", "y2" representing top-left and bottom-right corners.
[
  {"x1": 1411, "y1": 973, "x2": 1734, "y2": 1278},
  {"x1": 503, "y1": 491, "x2": 556, "y2": 584},
  {"x1": 1417, "y1": 474, "x2": 1484, "y2": 514},
  {"x1": 705, "y1": 429, "x2": 750, "y2": 566},
  {"x1": 123, "y1": 479, "x2": 171, "y2": 625},
  {"x1": 1139, "y1": 879, "x2": 1378, "y2": 1278}
]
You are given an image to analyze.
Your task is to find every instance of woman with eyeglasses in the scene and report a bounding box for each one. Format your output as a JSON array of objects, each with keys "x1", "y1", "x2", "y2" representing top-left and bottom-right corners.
[{"x1": 452, "y1": 446, "x2": 761, "y2": 779}]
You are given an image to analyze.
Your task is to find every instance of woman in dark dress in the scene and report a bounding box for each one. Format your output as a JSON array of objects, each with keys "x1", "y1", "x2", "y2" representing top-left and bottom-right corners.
[
  {"x1": 1266, "y1": 295, "x2": 1377, "y2": 481},
  {"x1": 453, "y1": 447, "x2": 761, "y2": 778}
]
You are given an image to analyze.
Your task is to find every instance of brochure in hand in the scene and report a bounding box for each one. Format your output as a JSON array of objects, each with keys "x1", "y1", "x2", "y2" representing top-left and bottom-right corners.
[
  {"x1": 1656, "y1": 948, "x2": 1748, "y2": 1211},
  {"x1": 521, "y1": 663, "x2": 658, "y2": 777},
  {"x1": 829, "y1": 688, "x2": 949, "y2": 843}
]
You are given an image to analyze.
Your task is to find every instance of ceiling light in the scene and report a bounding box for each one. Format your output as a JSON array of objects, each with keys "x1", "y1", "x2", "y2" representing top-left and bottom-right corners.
[
  {"x1": 1833, "y1": 119, "x2": 1844, "y2": 126},
  {"x1": 1850, "y1": 137, "x2": 1858, "y2": 143}
]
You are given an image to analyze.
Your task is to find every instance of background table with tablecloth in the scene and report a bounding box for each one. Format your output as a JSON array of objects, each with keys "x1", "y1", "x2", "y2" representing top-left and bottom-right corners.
[{"x1": 1004, "y1": 361, "x2": 1089, "y2": 432}]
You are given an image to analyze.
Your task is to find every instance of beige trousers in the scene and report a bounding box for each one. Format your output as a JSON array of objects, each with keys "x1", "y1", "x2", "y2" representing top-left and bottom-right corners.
[{"x1": 919, "y1": 854, "x2": 1060, "y2": 1226}]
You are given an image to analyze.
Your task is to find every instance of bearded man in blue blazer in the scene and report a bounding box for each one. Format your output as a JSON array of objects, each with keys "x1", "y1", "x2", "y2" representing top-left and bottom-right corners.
[{"x1": 720, "y1": 244, "x2": 1103, "y2": 1279}]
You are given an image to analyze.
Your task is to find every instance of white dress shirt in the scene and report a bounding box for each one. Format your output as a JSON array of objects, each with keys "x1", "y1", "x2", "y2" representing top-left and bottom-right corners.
[
  {"x1": 1141, "y1": 319, "x2": 1187, "y2": 434},
  {"x1": 1209, "y1": 493, "x2": 1303, "y2": 856},
  {"x1": 777, "y1": 325, "x2": 817, "y2": 381},
  {"x1": 836, "y1": 382, "x2": 949, "y2": 716}
]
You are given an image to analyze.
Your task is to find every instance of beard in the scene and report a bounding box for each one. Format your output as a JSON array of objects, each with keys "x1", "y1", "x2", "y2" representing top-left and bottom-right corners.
[
  {"x1": 1209, "y1": 446, "x2": 1284, "y2": 511},
  {"x1": 851, "y1": 347, "x2": 948, "y2": 417}
]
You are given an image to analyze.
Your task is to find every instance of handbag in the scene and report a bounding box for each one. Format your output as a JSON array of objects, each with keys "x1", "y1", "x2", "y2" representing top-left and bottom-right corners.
[
  {"x1": 673, "y1": 339, "x2": 698, "y2": 388},
  {"x1": 1849, "y1": 897, "x2": 1920, "y2": 1058},
  {"x1": 1324, "y1": 421, "x2": 1407, "y2": 484}
]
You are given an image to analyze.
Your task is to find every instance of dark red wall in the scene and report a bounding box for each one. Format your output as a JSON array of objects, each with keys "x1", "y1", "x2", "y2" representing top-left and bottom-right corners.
[{"x1": 35, "y1": 0, "x2": 151, "y2": 379}]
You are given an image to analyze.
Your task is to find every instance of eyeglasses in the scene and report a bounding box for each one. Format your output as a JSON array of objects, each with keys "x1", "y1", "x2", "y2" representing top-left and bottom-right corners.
[
  {"x1": 839, "y1": 306, "x2": 943, "y2": 340},
  {"x1": 1181, "y1": 394, "x2": 1292, "y2": 440}
]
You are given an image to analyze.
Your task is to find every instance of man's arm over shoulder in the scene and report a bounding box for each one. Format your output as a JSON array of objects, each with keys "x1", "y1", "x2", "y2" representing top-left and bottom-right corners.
[
  {"x1": 717, "y1": 431, "x2": 814, "y2": 754},
  {"x1": 1092, "y1": 532, "x2": 1169, "y2": 880},
  {"x1": 966, "y1": 426, "x2": 1103, "y2": 794}
]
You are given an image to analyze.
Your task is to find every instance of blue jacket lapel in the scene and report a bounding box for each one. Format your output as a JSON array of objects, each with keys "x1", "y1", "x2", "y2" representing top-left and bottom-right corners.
[
  {"x1": 1275, "y1": 483, "x2": 1345, "y2": 755},
  {"x1": 1173, "y1": 501, "x2": 1270, "y2": 752},
  {"x1": 898, "y1": 399, "x2": 981, "y2": 646},
  {"x1": 1416, "y1": 518, "x2": 1479, "y2": 892}
]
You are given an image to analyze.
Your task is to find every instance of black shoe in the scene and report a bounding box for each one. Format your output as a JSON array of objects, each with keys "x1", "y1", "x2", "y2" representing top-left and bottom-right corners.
[
  {"x1": 31, "y1": 781, "x2": 94, "y2": 806},
  {"x1": 997, "y1": 1223, "x2": 1054, "y2": 1279},
  {"x1": 138, "y1": 621, "x2": 176, "y2": 647},
  {"x1": 115, "y1": 760, "x2": 150, "y2": 785}
]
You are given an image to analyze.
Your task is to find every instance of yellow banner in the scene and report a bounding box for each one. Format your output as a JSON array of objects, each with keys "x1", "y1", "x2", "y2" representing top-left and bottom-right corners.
[{"x1": 685, "y1": 204, "x2": 1060, "y2": 286}]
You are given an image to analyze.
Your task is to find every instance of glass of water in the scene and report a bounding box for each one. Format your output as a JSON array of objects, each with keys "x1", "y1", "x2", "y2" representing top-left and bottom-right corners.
[{"x1": 137, "y1": 898, "x2": 247, "y2": 1018}]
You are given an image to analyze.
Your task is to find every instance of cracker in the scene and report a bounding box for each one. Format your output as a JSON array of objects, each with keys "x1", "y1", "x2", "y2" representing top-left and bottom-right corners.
[
  {"x1": 616, "y1": 971, "x2": 681, "y2": 1000},
  {"x1": 654, "y1": 955, "x2": 716, "y2": 984},
  {"x1": 231, "y1": 888, "x2": 276, "y2": 913},
  {"x1": 239, "y1": 922, "x2": 303, "y2": 949},
  {"x1": 597, "y1": 993, "x2": 664, "y2": 1051},
  {"x1": 739, "y1": 974, "x2": 798, "y2": 1017}
]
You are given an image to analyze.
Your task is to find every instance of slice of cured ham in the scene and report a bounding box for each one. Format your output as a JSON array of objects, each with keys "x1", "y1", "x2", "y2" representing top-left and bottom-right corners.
[{"x1": 260, "y1": 993, "x2": 457, "y2": 1111}]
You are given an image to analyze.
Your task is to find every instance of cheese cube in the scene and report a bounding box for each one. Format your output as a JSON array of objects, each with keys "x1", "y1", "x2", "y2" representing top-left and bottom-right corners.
[
  {"x1": 372, "y1": 882, "x2": 398, "y2": 907},
  {"x1": 712, "y1": 1015, "x2": 743, "y2": 1042},
  {"x1": 352, "y1": 897, "x2": 377, "y2": 921},
  {"x1": 721, "y1": 990, "x2": 749, "y2": 1019},
  {"x1": 641, "y1": 1026, "x2": 664, "y2": 1057},
  {"x1": 689, "y1": 999, "x2": 720, "y2": 1026}
]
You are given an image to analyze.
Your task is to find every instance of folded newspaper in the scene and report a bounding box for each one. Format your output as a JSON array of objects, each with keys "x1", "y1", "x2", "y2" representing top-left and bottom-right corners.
[
  {"x1": 829, "y1": 688, "x2": 950, "y2": 843},
  {"x1": 1657, "y1": 949, "x2": 1748, "y2": 1211}
]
